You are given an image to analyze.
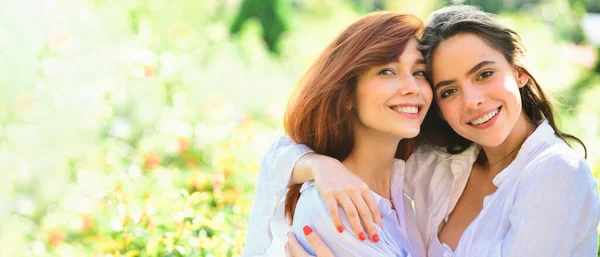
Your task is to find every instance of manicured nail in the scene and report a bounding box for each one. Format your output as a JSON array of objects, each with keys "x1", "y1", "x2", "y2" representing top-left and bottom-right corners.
[
  {"x1": 337, "y1": 226, "x2": 343, "y2": 233},
  {"x1": 372, "y1": 234, "x2": 379, "y2": 242},
  {"x1": 284, "y1": 244, "x2": 287, "y2": 250},
  {"x1": 380, "y1": 213, "x2": 384, "y2": 219},
  {"x1": 358, "y1": 232, "x2": 366, "y2": 241},
  {"x1": 303, "y1": 225, "x2": 313, "y2": 235}
]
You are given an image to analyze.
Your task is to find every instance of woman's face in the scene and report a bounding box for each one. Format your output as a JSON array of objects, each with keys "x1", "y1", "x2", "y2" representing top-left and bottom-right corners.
[
  {"x1": 430, "y1": 33, "x2": 528, "y2": 147},
  {"x1": 353, "y1": 38, "x2": 432, "y2": 139}
]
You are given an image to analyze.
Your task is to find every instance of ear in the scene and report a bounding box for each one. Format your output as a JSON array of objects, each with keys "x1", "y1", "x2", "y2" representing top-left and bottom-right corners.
[{"x1": 515, "y1": 68, "x2": 529, "y2": 88}]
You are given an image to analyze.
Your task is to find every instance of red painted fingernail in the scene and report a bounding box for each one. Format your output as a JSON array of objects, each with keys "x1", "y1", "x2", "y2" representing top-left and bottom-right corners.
[
  {"x1": 303, "y1": 225, "x2": 313, "y2": 235},
  {"x1": 358, "y1": 232, "x2": 366, "y2": 241},
  {"x1": 380, "y1": 213, "x2": 383, "y2": 219},
  {"x1": 372, "y1": 234, "x2": 379, "y2": 242},
  {"x1": 337, "y1": 226, "x2": 343, "y2": 233}
]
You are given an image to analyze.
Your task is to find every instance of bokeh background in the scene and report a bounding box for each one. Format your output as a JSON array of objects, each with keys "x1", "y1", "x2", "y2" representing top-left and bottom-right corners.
[{"x1": 0, "y1": 0, "x2": 599, "y2": 256}]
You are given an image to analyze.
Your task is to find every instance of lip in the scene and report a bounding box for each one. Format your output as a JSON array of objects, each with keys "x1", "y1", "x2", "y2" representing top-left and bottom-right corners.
[
  {"x1": 389, "y1": 103, "x2": 425, "y2": 119},
  {"x1": 467, "y1": 106, "x2": 501, "y2": 129}
]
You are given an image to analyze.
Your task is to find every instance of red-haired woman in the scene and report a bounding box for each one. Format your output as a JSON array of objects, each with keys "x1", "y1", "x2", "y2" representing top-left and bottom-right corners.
[{"x1": 242, "y1": 12, "x2": 431, "y2": 257}]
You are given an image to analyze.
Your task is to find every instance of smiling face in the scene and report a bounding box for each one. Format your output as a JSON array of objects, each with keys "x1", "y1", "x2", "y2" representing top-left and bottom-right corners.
[
  {"x1": 352, "y1": 38, "x2": 433, "y2": 140},
  {"x1": 430, "y1": 33, "x2": 529, "y2": 147}
]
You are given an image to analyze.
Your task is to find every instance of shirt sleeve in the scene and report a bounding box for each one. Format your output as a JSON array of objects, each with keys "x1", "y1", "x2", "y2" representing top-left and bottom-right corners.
[
  {"x1": 291, "y1": 183, "x2": 411, "y2": 257},
  {"x1": 241, "y1": 136, "x2": 314, "y2": 257},
  {"x1": 499, "y1": 157, "x2": 600, "y2": 257}
]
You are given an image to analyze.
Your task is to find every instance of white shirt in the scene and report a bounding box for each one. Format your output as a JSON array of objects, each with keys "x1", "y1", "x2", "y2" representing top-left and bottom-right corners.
[
  {"x1": 242, "y1": 120, "x2": 599, "y2": 257},
  {"x1": 438, "y1": 120, "x2": 600, "y2": 257},
  {"x1": 241, "y1": 142, "x2": 426, "y2": 257},
  {"x1": 290, "y1": 159, "x2": 425, "y2": 257},
  {"x1": 241, "y1": 139, "x2": 314, "y2": 257},
  {"x1": 402, "y1": 141, "x2": 481, "y2": 257}
]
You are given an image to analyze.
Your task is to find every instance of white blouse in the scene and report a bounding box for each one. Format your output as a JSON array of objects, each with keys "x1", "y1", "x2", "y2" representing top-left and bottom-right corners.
[
  {"x1": 241, "y1": 139, "x2": 314, "y2": 257},
  {"x1": 290, "y1": 160, "x2": 425, "y2": 257},
  {"x1": 241, "y1": 141, "x2": 426, "y2": 257},
  {"x1": 242, "y1": 120, "x2": 600, "y2": 257},
  {"x1": 441, "y1": 120, "x2": 600, "y2": 257}
]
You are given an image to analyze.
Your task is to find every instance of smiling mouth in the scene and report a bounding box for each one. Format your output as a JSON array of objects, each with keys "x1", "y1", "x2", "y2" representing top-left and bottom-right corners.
[
  {"x1": 468, "y1": 107, "x2": 501, "y2": 125},
  {"x1": 391, "y1": 106, "x2": 420, "y2": 114}
]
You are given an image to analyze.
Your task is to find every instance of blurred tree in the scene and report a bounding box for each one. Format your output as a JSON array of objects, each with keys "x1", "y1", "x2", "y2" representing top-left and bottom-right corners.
[
  {"x1": 559, "y1": 0, "x2": 600, "y2": 113},
  {"x1": 350, "y1": 0, "x2": 385, "y2": 12},
  {"x1": 230, "y1": 0, "x2": 290, "y2": 54},
  {"x1": 446, "y1": 0, "x2": 542, "y2": 13}
]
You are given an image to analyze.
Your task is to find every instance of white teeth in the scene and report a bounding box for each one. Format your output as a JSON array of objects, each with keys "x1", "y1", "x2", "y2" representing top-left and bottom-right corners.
[
  {"x1": 393, "y1": 106, "x2": 418, "y2": 114},
  {"x1": 470, "y1": 109, "x2": 498, "y2": 125}
]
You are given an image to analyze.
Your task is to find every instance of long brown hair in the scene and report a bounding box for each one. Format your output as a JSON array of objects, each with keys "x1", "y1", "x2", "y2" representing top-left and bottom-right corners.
[
  {"x1": 419, "y1": 5, "x2": 587, "y2": 156},
  {"x1": 283, "y1": 12, "x2": 423, "y2": 224}
]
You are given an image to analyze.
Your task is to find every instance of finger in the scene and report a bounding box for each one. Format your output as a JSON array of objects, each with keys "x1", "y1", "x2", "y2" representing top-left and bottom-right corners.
[
  {"x1": 285, "y1": 242, "x2": 293, "y2": 257},
  {"x1": 359, "y1": 184, "x2": 383, "y2": 229},
  {"x1": 321, "y1": 191, "x2": 344, "y2": 233},
  {"x1": 288, "y1": 231, "x2": 314, "y2": 257},
  {"x1": 349, "y1": 187, "x2": 378, "y2": 242},
  {"x1": 303, "y1": 225, "x2": 334, "y2": 257},
  {"x1": 337, "y1": 194, "x2": 366, "y2": 241}
]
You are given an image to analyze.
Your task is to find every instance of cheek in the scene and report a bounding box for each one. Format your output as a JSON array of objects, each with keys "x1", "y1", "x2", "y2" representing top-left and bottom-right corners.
[
  {"x1": 420, "y1": 81, "x2": 433, "y2": 104},
  {"x1": 488, "y1": 75, "x2": 523, "y2": 107},
  {"x1": 494, "y1": 74, "x2": 520, "y2": 94},
  {"x1": 354, "y1": 85, "x2": 380, "y2": 117},
  {"x1": 438, "y1": 100, "x2": 461, "y2": 124}
]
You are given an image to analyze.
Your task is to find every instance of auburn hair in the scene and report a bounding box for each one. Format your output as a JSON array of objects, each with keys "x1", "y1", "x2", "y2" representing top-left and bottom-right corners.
[{"x1": 283, "y1": 12, "x2": 423, "y2": 224}]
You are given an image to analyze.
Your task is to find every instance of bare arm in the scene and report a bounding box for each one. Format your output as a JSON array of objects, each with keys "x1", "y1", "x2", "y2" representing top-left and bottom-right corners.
[{"x1": 289, "y1": 153, "x2": 322, "y2": 185}]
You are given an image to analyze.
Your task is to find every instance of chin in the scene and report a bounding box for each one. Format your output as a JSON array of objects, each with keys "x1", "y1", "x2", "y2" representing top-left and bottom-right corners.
[
  {"x1": 397, "y1": 129, "x2": 420, "y2": 139},
  {"x1": 473, "y1": 134, "x2": 507, "y2": 148}
]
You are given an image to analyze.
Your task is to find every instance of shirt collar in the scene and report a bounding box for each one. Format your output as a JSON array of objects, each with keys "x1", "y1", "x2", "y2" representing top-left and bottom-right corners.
[
  {"x1": 492, "y1": 119, "x2": 553, "y2": 186},
  {"x1": 450, "y1": 144, "x2": 481, "y2": 176}
]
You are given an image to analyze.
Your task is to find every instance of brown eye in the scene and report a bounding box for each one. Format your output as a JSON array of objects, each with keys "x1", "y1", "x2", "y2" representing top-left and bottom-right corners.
[
  {"x1": 477, "y1": 70, "x2": 494, "y2": 81},
  {"x1": 378, "y1": 69, "x2": 395, "y2": 76},
  {"x1": 440, "y1": 88, "x2": 457, "y2": 99},
  {"x1": 413, "y1": 70, "x2": 427, "y2": 77}
]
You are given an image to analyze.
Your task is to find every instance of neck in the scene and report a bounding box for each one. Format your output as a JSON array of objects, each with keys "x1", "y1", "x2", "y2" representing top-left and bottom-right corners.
[
  {"x1": 342, "y1": 128, "x2": 401, "y2": 200},
  {"x1": 480, "y1": 113, "x2": 536, "y2": 176}
]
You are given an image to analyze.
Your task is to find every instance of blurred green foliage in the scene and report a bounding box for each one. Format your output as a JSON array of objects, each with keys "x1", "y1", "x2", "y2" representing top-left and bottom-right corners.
[
  {"x1": 0, "y1": 0, "x2": 598, "y2": 256},
  {"x1": 231, "y1": 0, "x2": 290, "y2": 54}
]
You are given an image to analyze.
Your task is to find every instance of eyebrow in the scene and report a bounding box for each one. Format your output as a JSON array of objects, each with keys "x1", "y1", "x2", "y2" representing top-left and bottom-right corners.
[
  {"x1": 415, "y1": 58, "x2": 425, "y2": 65},
  {"x1": 433, "y1": 60, "x2": 496, "y2": 91}
]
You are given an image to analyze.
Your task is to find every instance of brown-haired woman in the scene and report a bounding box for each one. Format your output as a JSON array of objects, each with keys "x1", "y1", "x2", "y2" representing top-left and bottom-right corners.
[
  {"x1": 257, "y1": 5, "x2": 599, "y2": 257},
  {"x1": 242, "y1": 12, "x2": 431, "y2": 257}
]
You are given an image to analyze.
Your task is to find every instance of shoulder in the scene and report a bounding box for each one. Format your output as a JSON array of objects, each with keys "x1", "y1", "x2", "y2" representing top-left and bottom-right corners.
[
  {"x1": 291, "y1": 183, "x2": 355, "y2": 245},
  {"x1": 519, "y1": 140, "x2": 595, "y2": 194},
  {"x1": 526, "y1": 140, "x2": 591, "y2": 180},
  {"x1": 292, "y1": 182, "x2": 332, "y2": 225}
]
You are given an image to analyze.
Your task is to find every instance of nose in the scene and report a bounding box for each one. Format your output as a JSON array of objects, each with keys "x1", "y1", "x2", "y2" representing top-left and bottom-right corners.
[
  {"x1": 463, "y1": 84, "x2": 484, "y2": 109},
  {"x1": 398, "y1": 76, "x2": 421, "y2": 96}
]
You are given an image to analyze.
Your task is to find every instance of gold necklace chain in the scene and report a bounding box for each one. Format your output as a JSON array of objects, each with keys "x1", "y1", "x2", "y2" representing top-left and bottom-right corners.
[{"x1": 487, "y1": 144, "x2": 520, "y2": 167}]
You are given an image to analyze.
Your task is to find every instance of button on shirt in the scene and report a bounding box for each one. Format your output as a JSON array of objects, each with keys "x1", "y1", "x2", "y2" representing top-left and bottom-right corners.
[{"x1": 290, "y1": 159, "x2": 424, "y2": 257}]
